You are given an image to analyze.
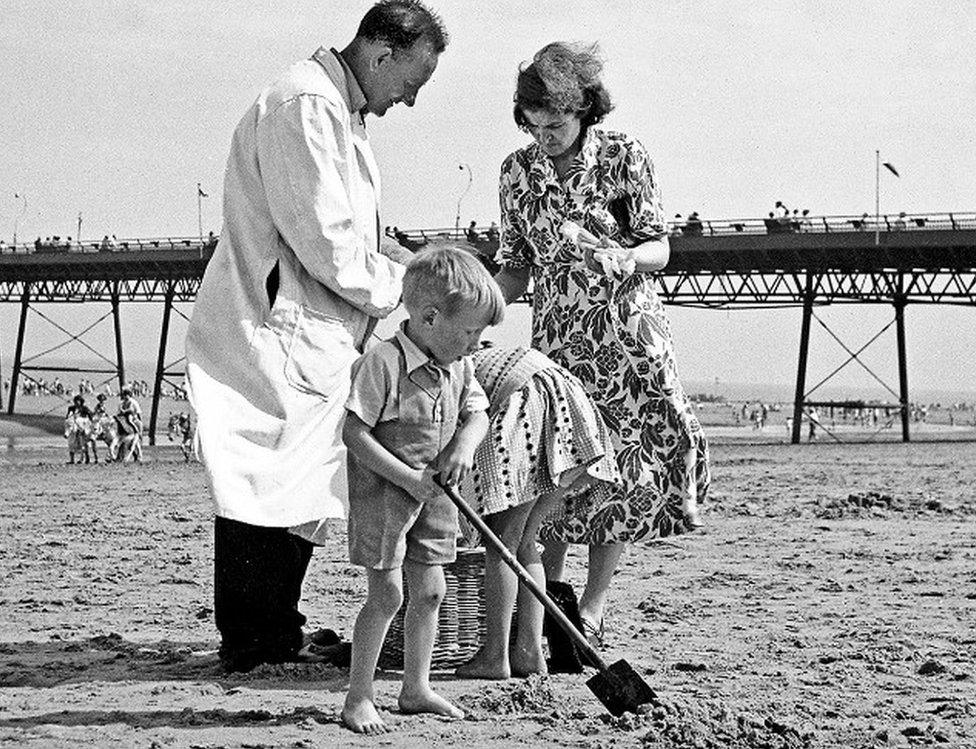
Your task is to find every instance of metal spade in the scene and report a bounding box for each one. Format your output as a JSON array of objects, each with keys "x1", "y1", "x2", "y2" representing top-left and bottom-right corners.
[{"x1": 437, "y1": 478, "x2": 658, "y2": 716}]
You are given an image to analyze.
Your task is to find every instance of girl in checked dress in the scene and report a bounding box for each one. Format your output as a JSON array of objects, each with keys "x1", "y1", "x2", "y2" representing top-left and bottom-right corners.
[{"x1": 456, "y1": 345, "x2": 621, "y2": 679}]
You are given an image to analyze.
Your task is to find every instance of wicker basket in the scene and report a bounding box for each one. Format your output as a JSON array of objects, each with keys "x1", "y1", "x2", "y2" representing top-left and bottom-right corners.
[{"x1": 378, "y1": 547, "x2": 486, "y2": 670}]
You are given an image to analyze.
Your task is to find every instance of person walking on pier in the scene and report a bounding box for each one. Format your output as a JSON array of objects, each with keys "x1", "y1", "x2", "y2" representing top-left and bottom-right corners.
[{"x1": 185, "y1": 0, "x2": 448, "y2": 674}]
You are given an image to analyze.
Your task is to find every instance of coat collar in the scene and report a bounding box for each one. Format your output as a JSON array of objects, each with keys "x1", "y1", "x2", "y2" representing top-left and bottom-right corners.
[
  {"x1": 310, "y1": 46, "x2": 367, "y2": 125},
  {"x1": 523, "y1": 127, "x2": 603, "y2": 199},
  {"x1": 310, "y1": 46, "x2": 381, "y2": 203}
]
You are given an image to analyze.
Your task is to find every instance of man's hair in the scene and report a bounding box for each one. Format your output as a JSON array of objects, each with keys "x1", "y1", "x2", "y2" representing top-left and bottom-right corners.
[
  {"x1": 357, "y1": 0, "x2": 449, "y2": 54},
  {"x1": 402, "y1": 247, "x2": 504, "y2": 324},
  {"x1": 514, "y1": 42, "x2": 613, "y2": 132}
]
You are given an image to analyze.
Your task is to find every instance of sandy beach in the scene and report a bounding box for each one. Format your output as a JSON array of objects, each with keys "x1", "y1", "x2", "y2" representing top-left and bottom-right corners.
[{"x1": 0, "y1": 434, "x2": 973, "y2": 748}]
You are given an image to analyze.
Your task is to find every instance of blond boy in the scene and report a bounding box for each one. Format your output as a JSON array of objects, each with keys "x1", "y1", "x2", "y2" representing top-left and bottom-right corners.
[{"x1": 341, "y1": 247, "x2": 505, "y2": 734}]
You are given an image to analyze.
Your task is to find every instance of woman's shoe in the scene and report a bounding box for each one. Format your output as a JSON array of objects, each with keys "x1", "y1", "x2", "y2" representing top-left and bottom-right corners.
[
  {"x1": 580, "y1": 617, "x2": 605, "y2": 649},
  {"x1": 304, "y1": 628, "x2": 340, "y2": 648}
]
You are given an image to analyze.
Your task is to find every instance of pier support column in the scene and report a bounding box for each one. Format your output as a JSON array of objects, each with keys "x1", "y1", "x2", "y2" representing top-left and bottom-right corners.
[
  {"x1": 149, "y1": 283, "x2": 176, "y2": 446},
  {"x1": 7, "y1": 284, "x2": 31, "y2": 414},
  {"x1": 894, "y1": 273, "x2": 910, "y2": 442},
  {"x1": 791, "y1": 272, "x2": 815, "y2": 444},
  {"x1": 111, "y1": 283, "x2": 126, "y2": 394}
]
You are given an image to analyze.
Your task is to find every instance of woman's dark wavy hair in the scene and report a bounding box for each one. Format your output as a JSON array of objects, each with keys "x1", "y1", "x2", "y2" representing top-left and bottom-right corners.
[
  {"x1": 357, "y1": 0, "x2": 449, "y2": 54},
  {"x1": 513, "y1": 42, "x2": 614, "y2": 131}
]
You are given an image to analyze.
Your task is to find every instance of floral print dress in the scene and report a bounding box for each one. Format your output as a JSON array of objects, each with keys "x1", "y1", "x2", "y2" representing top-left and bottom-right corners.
[{"x1": 498, "y1": 128, "x2": 710, "y2": 543}]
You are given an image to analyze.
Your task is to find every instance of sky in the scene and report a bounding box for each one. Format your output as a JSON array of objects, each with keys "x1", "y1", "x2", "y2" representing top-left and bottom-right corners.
[{"x1": 1, "y1": 1, "x2": 975, "y2": 398}]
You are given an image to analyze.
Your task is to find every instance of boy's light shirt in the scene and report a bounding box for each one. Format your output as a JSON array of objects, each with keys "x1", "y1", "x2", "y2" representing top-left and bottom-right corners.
[{"x1": 345, "y1": 322, "x2": 488, "y2": 429}]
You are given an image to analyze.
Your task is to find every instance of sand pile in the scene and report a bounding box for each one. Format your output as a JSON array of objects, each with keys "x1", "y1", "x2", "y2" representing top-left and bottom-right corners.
[
  {"x1": 814, "y1": 491, "x2": 965, "y2": 520},
  {"x1": 604, "y1": 694, "x2": 813, "y2": 749},
  {"x1": 872, "y1": 722, "x2": 960, "y2": 746},
  {"x1": 464, "y1": 677, "x2": 813, "y2": 748},
  {"x1": 465, "y1": 675, "x2": 560, "y2": 717}
]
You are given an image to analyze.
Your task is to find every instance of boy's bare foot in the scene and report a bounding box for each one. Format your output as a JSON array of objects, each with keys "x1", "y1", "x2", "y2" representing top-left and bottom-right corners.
[
  {"x1": 455, "y1": 648, "x2": 510, "y2": 680},
  {"x1": 398, "y1": 686, "x2": 465, "y2": 719},
  {"x1": 341, "y1": 697, "x2": 389, "y2": 735},
  {"x1": 510, "y1": 644, "x2": 548, "y2": 678}
]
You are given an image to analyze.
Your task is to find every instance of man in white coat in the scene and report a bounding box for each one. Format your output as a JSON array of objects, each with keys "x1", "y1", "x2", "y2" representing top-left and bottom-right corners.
[{"x1": 185, "y1": 0, "x2": 448, "y2": 672}]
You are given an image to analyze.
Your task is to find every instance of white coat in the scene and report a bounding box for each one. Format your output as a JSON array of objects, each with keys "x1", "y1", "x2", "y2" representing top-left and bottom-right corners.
[{"x1": 185, "y1": 47, "x2": 404, "y2": 527}]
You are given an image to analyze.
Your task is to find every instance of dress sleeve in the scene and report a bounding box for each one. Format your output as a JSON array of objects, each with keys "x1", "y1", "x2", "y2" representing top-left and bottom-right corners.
[
  {"x1": 497, "y1": 154, "x2": 534, "y2": 270},
  {"x1": 256, "y1": 95, "x2": 404, "y2": 318},
  {"x1": 621, "y1": 137, "x2": 667, "y2": 243},
  {"x1": 459, "y1": 357, "x2": 489, "y2": 417}
]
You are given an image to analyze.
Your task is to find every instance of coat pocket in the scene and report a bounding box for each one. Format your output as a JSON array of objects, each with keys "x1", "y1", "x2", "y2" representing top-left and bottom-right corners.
[{"x1": 283, "y1": 306, "x2": 357, "y2": 398}]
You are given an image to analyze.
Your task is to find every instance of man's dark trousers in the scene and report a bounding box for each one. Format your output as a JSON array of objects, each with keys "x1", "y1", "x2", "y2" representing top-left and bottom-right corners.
[{"x1": 214, "y1": 516, "x2": 314, "y2": 672}]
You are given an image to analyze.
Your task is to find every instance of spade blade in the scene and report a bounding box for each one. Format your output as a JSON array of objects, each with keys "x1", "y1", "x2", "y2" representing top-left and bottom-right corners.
[{"x1": 586, "y1": 658, "x2": 658, "y2": 717}]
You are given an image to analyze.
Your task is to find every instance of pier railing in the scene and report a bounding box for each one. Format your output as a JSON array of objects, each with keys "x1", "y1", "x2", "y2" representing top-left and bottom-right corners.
[
  {"x1": 3, "y1": 211, "x2": 973, "y2": 255},
  {"x1": 391, "y1": 211, "x2": 976, "y2": 243},
  {"x1": 0, "y1": 236, "x2": 213, "y2": 255}
]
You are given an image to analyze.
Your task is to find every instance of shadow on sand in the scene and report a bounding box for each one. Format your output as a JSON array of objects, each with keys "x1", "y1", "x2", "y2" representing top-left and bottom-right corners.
[
  {"x1": 0, "y1": 633, "x2": 351, "y2": 692},
  {"x1": 0, "y1": 705, "x2": 342, "y2": 731}
]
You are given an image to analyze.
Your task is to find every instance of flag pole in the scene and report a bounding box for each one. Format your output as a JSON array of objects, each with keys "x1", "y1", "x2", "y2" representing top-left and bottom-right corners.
[
  {"x1": 197, "y1": 183, "x2": 203, "y2": 240},
  {"x1": 874, "y1": 150, "x2": 880, "y2": 246},
  {"x1": 455, "y1": 163, "x2": 472, "y2": 239}
]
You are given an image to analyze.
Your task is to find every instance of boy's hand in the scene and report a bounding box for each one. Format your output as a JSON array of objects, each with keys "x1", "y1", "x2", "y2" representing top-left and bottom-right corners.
[
  {"x1": 430, "y1": 444, "x2": 475, "y2": 487},
  {"x1": 406, "y1": 467, "x2": 445, "y2": 503}
]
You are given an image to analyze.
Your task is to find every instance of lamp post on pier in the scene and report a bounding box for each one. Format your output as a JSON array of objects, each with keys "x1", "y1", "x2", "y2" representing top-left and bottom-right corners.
[
  {"x1": 12, "y1": 192, "x2": 27, "y2": 248},
  {"x1": 454, "y1": 163, "x2": 472, "y2": 239}
]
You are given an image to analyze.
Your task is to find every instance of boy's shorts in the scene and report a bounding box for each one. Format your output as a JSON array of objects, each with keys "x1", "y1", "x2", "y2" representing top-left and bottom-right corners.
[{"x1": 348, "y1": 488, "x2": 458, "y2": 570}]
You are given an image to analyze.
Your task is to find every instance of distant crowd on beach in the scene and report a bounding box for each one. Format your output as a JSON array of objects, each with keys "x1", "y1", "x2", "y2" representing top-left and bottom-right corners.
[
  {"x1": 3, "y1": 376, "x2": 188, "y2": 402},
  {"x1": 63, "y1": 387, "x2": 145, "y2": 465},
  {"x1": 691, "y1": 396, "x2": 976, "y2": 438}
]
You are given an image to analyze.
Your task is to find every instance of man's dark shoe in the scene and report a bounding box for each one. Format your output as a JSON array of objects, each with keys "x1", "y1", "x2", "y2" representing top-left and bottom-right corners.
[{"x1": 304, "y1": 628, "x2": 341, "y2": 648}]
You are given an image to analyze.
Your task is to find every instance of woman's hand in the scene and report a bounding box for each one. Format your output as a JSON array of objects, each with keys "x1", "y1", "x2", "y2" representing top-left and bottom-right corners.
[
  {"x1": 565, "y1": 221, "x2": 632, "y2": 275},
  {"x1": 566, "y1": 218, "x2": 670, "y2": 273},
  {"x1": 629, "y1": 235, "x2": 670, "y2": 272},
  {"x1": 581, "y1": 237, "x2": 637, "y2": 277}
]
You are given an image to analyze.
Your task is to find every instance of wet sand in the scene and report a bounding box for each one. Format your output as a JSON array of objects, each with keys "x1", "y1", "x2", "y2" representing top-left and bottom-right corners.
[{"x1": 0, "y1": 439, "x2": 973, "y2": 748}]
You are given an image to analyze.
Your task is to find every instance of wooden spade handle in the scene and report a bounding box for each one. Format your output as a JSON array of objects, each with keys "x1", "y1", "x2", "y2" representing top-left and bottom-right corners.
[{"x1": 436, "y1": 477, "x2": 609, "y2": 673}]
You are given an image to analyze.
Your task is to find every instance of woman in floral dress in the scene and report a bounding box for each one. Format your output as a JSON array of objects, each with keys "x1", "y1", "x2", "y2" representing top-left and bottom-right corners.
[{"x1": 493, "y1": 42, "x2": 710, "y2": 643}]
